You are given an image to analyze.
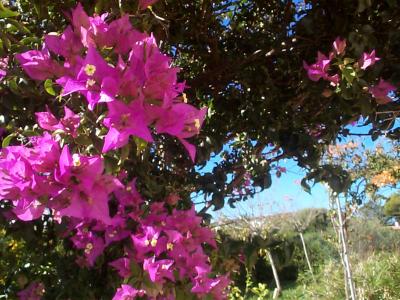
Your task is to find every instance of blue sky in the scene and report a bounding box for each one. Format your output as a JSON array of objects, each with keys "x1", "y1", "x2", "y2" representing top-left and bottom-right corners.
[
  {"x1": 198, "y1": 120, "x2": 394, "y2": 220},
  {"x1": 193, "y1": 149, "x2": 332, "y2": 220},
  {"x1": 213, "y1": 158, "x2": 330, "y2": 220}
]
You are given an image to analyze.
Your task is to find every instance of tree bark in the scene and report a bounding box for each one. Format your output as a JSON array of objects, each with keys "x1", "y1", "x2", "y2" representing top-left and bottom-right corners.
[
  {"x1": 266, "y1": 250, "x2": 281, "y2": 299},
  {"x1": 333, "y1": 193, "x2": 357, "y2": 300},
  {"x1": 299, "y1": 232, "x2": 314, "y2": 280},
  {"x1": 330, "y1": 212, "x2": 349, "y2": 300}
]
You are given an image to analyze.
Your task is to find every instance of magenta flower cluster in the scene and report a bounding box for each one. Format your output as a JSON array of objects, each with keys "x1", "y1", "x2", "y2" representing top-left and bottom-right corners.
[
  {"x1": 304, "y1": 37, "x2": 396, "y2": 104},
  {"x1": 0, "y1": 56, "x2": 8, "y2": 82},
  {"x1": 2, "y1": 3, "x2": 229, "y2": 299},
  {"x1": 17, "y1": 282, "x2": 45, "y2": 300},
  {"x1": 303, "y1": 50, "x2": 339, "y2": 86},
  {"x1": 15, "y1": 3, "x2": 206, "y2": 161}
]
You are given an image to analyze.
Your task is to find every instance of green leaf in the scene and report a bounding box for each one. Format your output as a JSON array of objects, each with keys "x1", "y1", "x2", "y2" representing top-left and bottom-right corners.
[
  {"x1": 301, "y1": 178, "x2": 311, "y2": 194},
  {"x1": 22, "y1": 129, "x2": 37, "y2": 137},
  {"x1": 2, "y1": 133, "x2": 17, "y2": 148},
  {"x1": 20, "y1": 37, "x2": 40, "y2": 46},
  {"x1": 75, "y1": 135, "x2": 92, "y2": 146},
  {"x1": 212, "y1": 192, "x2": 224, "y2": 210},
  {"x1": 133, "y1": 137, "x2": 148, "y2": 156},
  {"x1": 44, "y1": 79, "x2": 56, "y2": 96},
  {"x1": 175, "y1": 288, "x2": 186, "y2": 300},
  {"x1": 0, "y1": 3, "x2": 19, "y2": 18},
  {"x1": 104, "y1": 156, "x2": 119, "y2": 174},
  {"x1": 342, "y1": 66, "x2": 356, "y2": 84},
  {"x1": 120, "y1": 143, "x2": 130, "y2": 163},
  {"x1": 343, "y1": 58, "x2": 355, "y2": 65},
  {"x1": 8, "y1": 77, "x2": 21, "y2": 95},
  {"x1": 6, "y1": 19, "x2": 30, "y2": 34},
  {"x1": 130, "y1": 260, "x2": 142, "y2": 277}
]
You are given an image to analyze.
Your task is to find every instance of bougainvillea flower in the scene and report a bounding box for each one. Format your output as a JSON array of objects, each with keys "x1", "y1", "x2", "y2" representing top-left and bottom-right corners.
[
  {"x1": 303, "y1": 52, "x2": 331, "y2": 82},
  {"x1": 28, "y1": 133, "x2": 61, "y2": 173},
  {"x1": 71, "y1": 3, "x2": 90, "y2": 32},
  {"x1": 163, "y1": 230, "x2": 188, "y2": 259},
  {"x1": 142, "y1": 53, "x2": 180, "y2": 101},
  {"x1": 55, "y1": 146, "x2": 99, "y2": 180},
  {"x1": 156, "y1": 103, "x2": 207, "y2": 161},
  {"x1": 54, "y1": 146, "x2": 121, "y2": 224},
  {"x1": 327, "y1": 74, "x2": 340, "y2": 86},
  {"x1": 0, "y1": 56, "x2": 8, "y2": 82},
  {"x1": 164, "y1": 229, "x2": 183, "y2": 244},
  {"x1": 0, "y1": 148, "x2": 31, "y2": 200},
  {"x1": 175, "y1": 248, "x2": 210, "y2": 278},
  {"x1": 166, "y1": 206, "x2": 202, "y2": 231},
  {"x1": 359, "y1": 50, "x2": 380, "y2": 70},
  {"x1": 117, "y1": 57, "x2": 144, "y2": 99},
  {"x1": 333, "y1": 37, "x2": 346, "y2": 55},
  {"x1": 369, "y1": 79, "x2": 396, "y2": 104},
  {"x1": 86, "y1": 14, "x2": 109, "y2": 46},
  {"x1": 210, "y1": 275, "x2": 231, "y2": 300},
  {"x1": 60, "y1": 107, "x2": 81, "y2": 137},
  {"x1": 191, "y1": 269, "x2": 230, "y2": 298},
  {"x1": 16, "y1": 48, "x2": 63, "y2": 80},
  {"x1": 36, "y1": 106, "x2": 81, "y2": 138},
  {"x1": 140, "y1": 202, "x2": 169, "y2": 227},
  {"x1": 112, "y1": 284, "x2": 145, "y2": 300},
  {"x1": 0, "y1": 71, "x2": 5, "y2": 82},
  {"x1": 45, "y1": 26, "x2": 83, "y2": 60},
  {"x1": 191, "y1": 274, "x2": 230, "y2": 300},
  {"x1": 83, "y1": 236, "x2": 105, "y2": 266},
  {"x1": 68, "y1": 222, "x2": 89, "y2": 248},
  {"x1": 129, "y1": 35, "x2": 183, "y2": 102},
  {"x1": 70, "y1": 224, "x2": 106, "y2": 266},
  {"x1": 102, "y1": 100, "x2": 153, "y2": 153},
  {"x1": 143, "y1": 257, "x2": 175, "y2": 283},
  {"x1": 194, "y1": 227, "x2": 217, "y2": 248},
  {"x1": 0, "y1": 69, "x2": 5, "y2": 82},
  {"x1": 104, "y1": 224, "x2": 130, "y2": 246},
  {"x1": 0, "y1": 149, "x2": 49, "y2": 220},
  {"x1": 109, "y1": 257, "x2": 132, "y2": 278},
  {"x1": 69, "y1": 4, "x2": 107, "y2": 47},
  {"x1": 12, "y1": 198, "x2": 45, "y2": 221},
  {"x1": 17, "y1": 281, "x2": 45, "y2": 300},
  {"x1": 57, "y1": 46, "x2": 118, "y2": 110},
  {"x1": 131, "y1": 226, "x2": 167, "y2": 258},
  {"x1": 57, "y1": 182, "x2": 116, "y2": 224},
  {"x1": 114, "y1": 179, "x2": 144, "y2": 209},
  {"x1": 106, "y1": 15, "x2": 147, "y2": 55},
  {"x1": 138, "y1": 0, "x2": 159, "y2": 10},
  {"x1": 166, "y1": 193, "x2": 180, "y2": 206},
  {"x1": 35, "y1": 107, "x2": 60, "y2": 132}
]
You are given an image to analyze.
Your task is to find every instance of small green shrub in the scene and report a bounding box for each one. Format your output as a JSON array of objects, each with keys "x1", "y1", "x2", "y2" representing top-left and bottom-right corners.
[
  {"x1": 355, "y1": 252, "x2": 400, "y2": 300},
  {"x1": 300, "y1": 252, "x2": 400, "y2": 300}
]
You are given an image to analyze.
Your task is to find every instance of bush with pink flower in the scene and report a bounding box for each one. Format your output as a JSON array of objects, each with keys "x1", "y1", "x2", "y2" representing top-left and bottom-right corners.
[{"x1": 1, "y1": 2, "x2": 228, "y2": 299}]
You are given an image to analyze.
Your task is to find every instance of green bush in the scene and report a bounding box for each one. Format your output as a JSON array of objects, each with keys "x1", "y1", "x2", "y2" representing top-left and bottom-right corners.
[
  {"x1": 300, "y1": 252, "x2": 400, "y2": 300},
  {"x1": 355, "y1": 252, "x2": 400, "y2": 300},
  {"x1": 300, "y1": 260, "x2": 346, "y2": 300},
  {"x1": 348, "y1": 218, "x2": 400, "y2": 257}
]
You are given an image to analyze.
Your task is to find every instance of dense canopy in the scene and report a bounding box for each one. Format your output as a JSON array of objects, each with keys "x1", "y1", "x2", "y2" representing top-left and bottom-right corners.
[{"x1": 0, "y1": 0, "x2": 399, "y2": 298}]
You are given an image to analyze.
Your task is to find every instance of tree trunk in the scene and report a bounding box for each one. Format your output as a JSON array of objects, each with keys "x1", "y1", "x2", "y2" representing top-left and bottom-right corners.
[
  {"x1": 266, "y1": 250, "x2": 281, "y2": 299},
  {"x1": 330, "y1": 213, "x2": 349, "y2": 300},
  {"x1": 299, "y1": 232, "x2": 314, "y2": 280},
  {"x1": 334, "y1": 193, "x2": 357, "y2": 300}
]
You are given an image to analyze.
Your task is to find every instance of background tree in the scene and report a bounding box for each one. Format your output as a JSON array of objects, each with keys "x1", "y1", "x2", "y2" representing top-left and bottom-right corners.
[{"x1": 384, "y1": 193, "x2": 400, "y2": 223}]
